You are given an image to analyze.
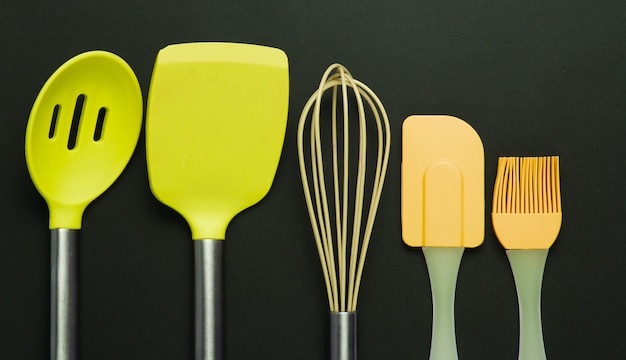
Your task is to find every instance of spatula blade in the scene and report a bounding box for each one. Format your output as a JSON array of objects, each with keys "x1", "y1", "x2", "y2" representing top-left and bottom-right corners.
[
  {"x1": 401, "y1": 115, "x2": 484, "y2": 248},
  {"x1": 146, "y1": 42, "x2": 289, "y2": 240}
]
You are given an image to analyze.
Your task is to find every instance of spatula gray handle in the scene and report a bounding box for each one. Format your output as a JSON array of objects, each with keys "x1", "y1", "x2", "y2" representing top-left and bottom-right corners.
[
  {"x1": 194, "y1": 239, "x2": 224, "y2": 360},
  {"x1": 51, "y1": 228, "x2": 78, "y2": 360}
]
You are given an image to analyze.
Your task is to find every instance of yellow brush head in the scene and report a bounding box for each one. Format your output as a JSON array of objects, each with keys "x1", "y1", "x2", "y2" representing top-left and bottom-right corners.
[
  {"x1": 146, "y1": 42, "x2": 289, "y2": 240},
  {"x1": 492, "y1": 156, "x2": 562, "y2": 249},
  {"x1": 401, "y1": 115, "x2": 484, "y2": 248}
]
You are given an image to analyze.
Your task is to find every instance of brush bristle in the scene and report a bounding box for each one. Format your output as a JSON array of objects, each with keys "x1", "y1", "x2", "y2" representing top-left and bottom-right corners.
[{"x1": 493, "y1": 156, "x2": 561, "y2": 214}]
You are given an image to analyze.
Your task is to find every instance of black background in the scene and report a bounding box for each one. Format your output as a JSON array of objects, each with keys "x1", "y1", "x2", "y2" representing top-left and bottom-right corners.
[{"x1": 2, "y1": 1, "x2": 625, "y2": 359}]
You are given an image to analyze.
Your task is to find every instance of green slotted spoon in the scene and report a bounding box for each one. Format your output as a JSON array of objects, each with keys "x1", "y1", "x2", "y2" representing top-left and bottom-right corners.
[{"x1": 25, "y1": 51, "x2": 143, "y2": 360}]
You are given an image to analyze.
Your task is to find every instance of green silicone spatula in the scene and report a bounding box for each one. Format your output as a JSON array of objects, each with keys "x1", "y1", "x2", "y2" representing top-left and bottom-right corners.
[{"x1": 146, "y1": 42, "x2": 289, "y2": 360}]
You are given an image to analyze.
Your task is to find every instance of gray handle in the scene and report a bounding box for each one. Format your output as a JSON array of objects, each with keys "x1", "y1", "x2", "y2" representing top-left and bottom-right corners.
[
  {"x1": 194, "y1": 239, "x2": 224, "y2": 360},
  {"x1": 330, "y1": 311, "x2": 357, "y2": 360},
  {"x1": 51, "y1": 229, "x2": 78, "y2": 360}
]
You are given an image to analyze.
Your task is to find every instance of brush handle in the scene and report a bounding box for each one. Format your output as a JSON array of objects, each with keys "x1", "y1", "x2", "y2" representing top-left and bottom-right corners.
[
  {"x1": 330, "y1": 311, "x2": 357, "y2": 360},
  {"x1": 506, "y1": 249, "x2": 549, "y2": 360},
  {"x1": 51, "y1": 229, "x2": 78, "y2": 360},
  {"x1": 194, "y1": 239, "x2": 224, "y2": 360},
  {"x1": 423, "y1": 247, "x2": 464, "y2": 360}
]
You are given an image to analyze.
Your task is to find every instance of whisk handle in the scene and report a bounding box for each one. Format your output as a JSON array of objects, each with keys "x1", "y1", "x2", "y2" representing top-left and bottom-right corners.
[
  {"x1": 330, "y1": 311, "x2": 357, "y2": 360},
  {"x1": 194, "y1": 239, "x2": 224, "y2": 360},
  {"x1": 423, "y1": 247, "x2": 464, "y2": 360},
  {"x1": 506, "y1": 249, "x2": 548, "y2": 360}
]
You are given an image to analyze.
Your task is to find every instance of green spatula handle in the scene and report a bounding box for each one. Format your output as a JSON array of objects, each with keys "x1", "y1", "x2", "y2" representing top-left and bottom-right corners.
[
  {"x1": 506, "y1": 249, "x2": 549, "y2": 360},
  {"x1": 194, "y1": 239, "x2": 224, "y2": 360},
  {"x1": 423, "y1": 247, "x2": 464, "y2": 360},
  {"x1": 51, "y1": 229, "x2": 78, "y2": 360}
]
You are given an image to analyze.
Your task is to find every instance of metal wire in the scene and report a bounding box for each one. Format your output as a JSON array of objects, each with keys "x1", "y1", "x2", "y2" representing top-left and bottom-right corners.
[{"x1": 297, "y1": 64, "x2": 390, "y2": 311}]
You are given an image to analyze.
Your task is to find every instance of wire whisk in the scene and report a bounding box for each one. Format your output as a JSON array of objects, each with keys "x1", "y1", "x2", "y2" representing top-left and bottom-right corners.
[{"x1": 297, "y1": 63, "x2": 390, "y2": 360}]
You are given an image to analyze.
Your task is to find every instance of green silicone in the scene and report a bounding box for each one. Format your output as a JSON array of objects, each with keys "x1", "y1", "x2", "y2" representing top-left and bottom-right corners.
[
  {"x1": 423, "y1": 247, "x2": 464, "y2": 360},
  {"x1": 506, "y1": 249, "x2": 549, "y2": 360}
]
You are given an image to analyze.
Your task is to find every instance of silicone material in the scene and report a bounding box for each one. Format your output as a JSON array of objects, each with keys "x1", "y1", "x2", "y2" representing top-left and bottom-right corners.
[
  {"x1": 297, "y1": 64, "x2": 391, "y2": 314},
  {"x1": 423, "y1": 247, "x2": 463, "y2": 360},
  {"x1": 401, "y1": 115, "x2": 484, "y2": 360},
  {"x1": 491, "y1": 156, "x2": 561, "y2": 360},
  {"x1": 146, "y1": 42, "x2": 289, "y2": 240},
  {"x1": 492, "y1": 156, "x2": 562, "y2": 250},
  {"x1": 401, "y1": 115, "x2": 484, "y2": 248},
  {"x1": 492, "y1": 213, "x2": 561, "y2": 249},
  {"x1": 25, "y1": 51, "x2": 143, "y2": 229},
  {"x1": 507, "y1": 249, "x2": 549, "y2": 360}
]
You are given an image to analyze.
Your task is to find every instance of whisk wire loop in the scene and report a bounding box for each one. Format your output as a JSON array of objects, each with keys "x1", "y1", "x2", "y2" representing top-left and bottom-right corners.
[{"x1": 298, "y1": 64, "x2": 390, "y2": 312}]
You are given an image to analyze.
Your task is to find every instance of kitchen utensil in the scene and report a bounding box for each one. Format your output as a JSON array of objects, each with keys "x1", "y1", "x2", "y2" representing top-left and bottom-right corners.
[
  {"x1": 492, "y1": 156, "x2": 562, "y2": 360},
  {"x1": 401, "y1": 115, "x2": 484, "y2": 360},
  {"x1": 146, "y1": 42, "x2": 289, "y2": 360},
  {"x1": 297, "y1": 63, "x2": 390, "y2": 360},
  {"x1": 25, "y1": 51, "x2": 143, "y2": 360}
]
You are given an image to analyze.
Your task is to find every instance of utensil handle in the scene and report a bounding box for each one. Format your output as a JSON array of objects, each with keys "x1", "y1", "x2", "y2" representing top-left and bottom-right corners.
[
  {"x1": 506, "y1": 249, "x2": 549, "y2": 360},
  {"x1": 51, "y1": 229, "x2": 78, "y2": 360},
  {"x1": 330, "y1": 311, "x2": 357, "y2": 360},
  {"x1": 194, "y1": 239, "x2": 224, "y2": 360},
  {"x1": 422, "y1": 247, "x2": 463, "y2": 360}
]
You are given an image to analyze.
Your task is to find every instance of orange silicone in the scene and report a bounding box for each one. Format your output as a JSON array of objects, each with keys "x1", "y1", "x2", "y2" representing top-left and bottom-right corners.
[
  {"x1": 492, "y1": 156, "x2": 562, "y2": 250},
  {"x1": 491, "y1": 213, "x2": 561, "y2": 249},
  {"x1": 401, "y1": 115, "x2": 484, "y2": 248}
]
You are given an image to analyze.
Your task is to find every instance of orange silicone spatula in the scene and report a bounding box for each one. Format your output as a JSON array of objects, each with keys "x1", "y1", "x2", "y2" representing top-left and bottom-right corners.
[{"x1": 402, "y1": 115, "x2": 484, "y2": 360}]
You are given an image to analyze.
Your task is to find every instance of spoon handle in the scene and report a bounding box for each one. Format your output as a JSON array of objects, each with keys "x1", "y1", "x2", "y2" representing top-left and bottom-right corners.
[
  {"x1": 194, "y1": 239, "x2": 224, "y2": 360},
  {"x1": 51, "y1": 229, "x2": 78, "y2": 360}
]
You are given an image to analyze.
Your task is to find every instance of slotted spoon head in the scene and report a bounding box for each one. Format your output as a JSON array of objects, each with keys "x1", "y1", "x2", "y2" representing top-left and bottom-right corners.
[
  {"x1": 146, "y1": 42, "x2": 289, "y2": 240},
  {"x1": 25, "y1": 51, "x2": 143, "y2": 229}
]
